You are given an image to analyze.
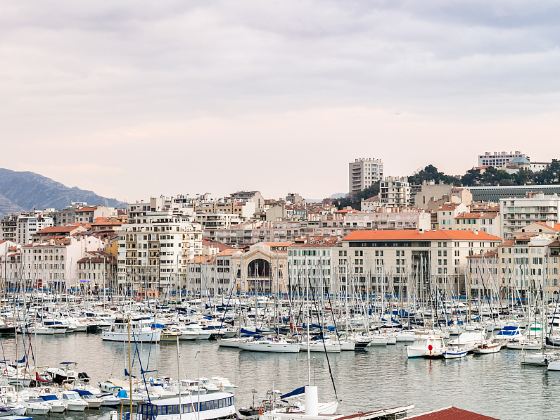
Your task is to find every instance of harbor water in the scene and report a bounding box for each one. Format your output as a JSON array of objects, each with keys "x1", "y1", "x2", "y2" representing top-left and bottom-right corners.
[{"x1": 1, "y1": 334, "x2": 558, "y2": 419}]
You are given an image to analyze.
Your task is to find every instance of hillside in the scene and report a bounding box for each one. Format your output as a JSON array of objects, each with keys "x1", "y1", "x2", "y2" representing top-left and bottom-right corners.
[{"x1": 0, "y1": 168, "x2": 126, "y2": 215}]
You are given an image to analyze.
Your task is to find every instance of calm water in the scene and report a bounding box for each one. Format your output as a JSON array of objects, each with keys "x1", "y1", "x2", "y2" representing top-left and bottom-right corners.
[{"x1": 1, "y1": 334, "x2": 559, "y2": 419}]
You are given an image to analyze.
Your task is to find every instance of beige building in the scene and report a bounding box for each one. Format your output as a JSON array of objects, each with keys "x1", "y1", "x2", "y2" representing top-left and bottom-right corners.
[
  {"x1": 454, "y1": 211, "x2": 501, "y2": 237},
  {"x1": 341, "y1": 230, "x2": 501, "y2": 297}
]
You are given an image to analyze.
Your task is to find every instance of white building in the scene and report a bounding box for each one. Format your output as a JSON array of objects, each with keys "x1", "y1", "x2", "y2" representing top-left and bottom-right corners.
[
  {"x1": 379, "y1": 176, "x2": 412, "y2": 208},
  {"x1": 478, "y1": 151, "x2": 529, "y2": 169},
  {"x1": 117, "y1": 207, "x2": 203, "y2": 297},
  {"x1": 500, "y1": 193, "x2": 560, "y2": 239},
  {"x1": 349, "y1": 158, "x2": 384, "y2": 194},
  {"x1": 20, "y1": 236, "x2": 103, "y2": 291},
  {"x1": 287, "y1": 240, "x2": 338, "y2": 296},
  {"x1": 454, "y1": 211, "x2": 501, "y2": 237},
  {"x1": 435, "y1": 203, "x2": 469, "y2": 230},
  {"x1": 16, "y1": 214, "x2": 54, "y2": 245},
  {"x1": 469, "y1": 234, "x2": 560, "y2": 297},
  {"x1": 196, "y1": 213, "x2": 243, "y2": 240}
]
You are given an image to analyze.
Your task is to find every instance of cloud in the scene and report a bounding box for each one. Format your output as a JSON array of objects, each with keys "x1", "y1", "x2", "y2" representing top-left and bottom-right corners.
[{"x1": 0, "y1": 1, "x2": 559, "y2": 200}]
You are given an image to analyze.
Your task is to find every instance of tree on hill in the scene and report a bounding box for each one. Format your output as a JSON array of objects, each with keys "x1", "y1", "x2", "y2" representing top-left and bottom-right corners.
[
  {"x1": 408, "y1": 165, "x2": 461, "y2": 186},
  {"x1": 334, "y1": 182, "x2": 380, "y2": 210},
  {"x1": 535, "y1": 159, "x2": 560, "y2": 184}
]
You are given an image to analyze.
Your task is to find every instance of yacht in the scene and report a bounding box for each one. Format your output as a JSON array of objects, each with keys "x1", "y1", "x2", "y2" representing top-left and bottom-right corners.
[
  {"x1": 239, "y1": 338, "x2": 300, "y2": 353},
  {"x1": 133, "y1": 391, "x2": 235, "y2": 419},
  {"x1": 178, "y1": 324, "x2": 212, "y2": 340},
  {"x1": 102, "y1": 318, "x2": 161, "y2": 343}
]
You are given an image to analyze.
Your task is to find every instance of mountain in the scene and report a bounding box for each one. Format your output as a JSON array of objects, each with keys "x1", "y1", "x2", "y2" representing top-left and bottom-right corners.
[{"x1": 0, "y1": 168, "x2": 127, "y2": 216}]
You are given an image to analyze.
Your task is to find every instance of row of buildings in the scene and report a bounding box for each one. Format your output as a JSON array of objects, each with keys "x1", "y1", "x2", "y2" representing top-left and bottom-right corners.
[{"x1": 1, "y1": 158, "x2": 560, "y2": 298}]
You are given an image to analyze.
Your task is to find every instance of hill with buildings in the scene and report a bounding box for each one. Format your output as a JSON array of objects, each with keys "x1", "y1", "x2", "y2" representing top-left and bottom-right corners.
[{"x1": 0, "y1": 168, "x2": 126, "y2": 215}]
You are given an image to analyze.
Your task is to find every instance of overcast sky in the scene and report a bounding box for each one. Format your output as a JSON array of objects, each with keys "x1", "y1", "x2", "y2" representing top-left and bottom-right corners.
[{"x1": 1, "y1": 1, "x2": 560, "y2": 202}]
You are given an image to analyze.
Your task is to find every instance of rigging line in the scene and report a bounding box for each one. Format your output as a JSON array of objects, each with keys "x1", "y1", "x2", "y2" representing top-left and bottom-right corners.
[{"x1": 307, "y1": 274, "x2": 338, "y2": 401}]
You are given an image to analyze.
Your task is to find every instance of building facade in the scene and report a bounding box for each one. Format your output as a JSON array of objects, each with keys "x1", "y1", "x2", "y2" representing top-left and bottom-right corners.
[
  {"x1": 349, "y1": 158, "x2": 384, "y2": 194},
  {"x1": 117, "y1": 210, "x2": 203, "y2": 297},
  {"x1": 500, "y1": 194, "x2": 560, "y2": 239},
  {"x1": 341, "y1": 230, "x2": 501, "y2": 297}
]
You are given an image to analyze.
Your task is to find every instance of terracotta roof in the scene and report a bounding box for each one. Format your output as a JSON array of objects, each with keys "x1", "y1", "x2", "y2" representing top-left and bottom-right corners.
[
  {"x1": 202, "y1": 239, "x2": 232, "y2": 252},
  {"x1": 217, "y1": 248, "x2": 239, "y2": 257},
  {"x1": 190, "y1": 255, "x2": 215, "y2": 264},
  {"x1": 92, "y1": 217, "x2": 122, "y2": 226},
  {"x1": 455, "y1": 212, "x2": 498, "y2": 220},
  {"x1": 343, "y1": 230, "x2": 501, "y2": 242},
  {"x1": 37, "y1": 225, "x2": 83, "y2": 234},
  {"x1": 262, "y1": 242, "x2": 294, "y2": 247},
  {"x1": 532, "y1": 221, "x2": 560, "y2": 232},
  {"x1": 438, "y1": 203, "x2": 460, "y2": 211},
  {"x1": 409, "y1": 406, "x2": 497, "y2": 420},
  {"x1": 75, "y1": 206, "x2": 97, "y2": 212}
]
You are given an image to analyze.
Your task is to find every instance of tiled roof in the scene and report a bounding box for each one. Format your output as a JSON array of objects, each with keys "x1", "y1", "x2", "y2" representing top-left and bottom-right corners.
[
  {"x1": 262, "y1": 241, "x2": 294, "y2": 247},
  {"x1": 92, "y1": 217, "x2": 122, "y2": 226},
  {"x1": 409, "y1": 406, "x2": 497, "y2": 420},
  {"x1": 343, "y1": 230, "x2": 501, "y2": 242},
  {"x1": 217, "y1": 248, "x2": 240, "y2": 256},
  {"x1": 37, "y1": 225, "x2": 82, "y2": 234},
  {"x1": 438, "y1": 203, "x2": 460, "y2": 211},
  {"x1": 455, "y1": 212, "x2": 498, "y2": 220}
]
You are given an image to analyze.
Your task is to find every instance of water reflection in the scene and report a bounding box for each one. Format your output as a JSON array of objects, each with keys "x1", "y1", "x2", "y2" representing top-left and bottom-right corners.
[{"x1": 1, "y1": 335, "x2": 559, "y2": 419}]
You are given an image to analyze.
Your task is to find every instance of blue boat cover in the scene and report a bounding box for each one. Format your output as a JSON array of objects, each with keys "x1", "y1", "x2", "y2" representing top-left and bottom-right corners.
[
  {"x1": 72, "y1": 389, "x2": 93, "y2": 397},
  {"x1": 281, "y1": 386, "x2": 305, "y2": 400}
]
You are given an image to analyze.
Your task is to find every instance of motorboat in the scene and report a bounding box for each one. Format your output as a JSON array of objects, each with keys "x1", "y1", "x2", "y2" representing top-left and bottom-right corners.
[
  {"x1": 473, "y1": 340, "x2": 502, "y2": 354},
  {"x1": 443, "y1": 346, "x2": 468, "y2": 359},
  {"x1": 406, "y1": 334, "x2": 445, "y2": 358},
  {"x1": 39, "y1": 394, "x2": 67, "y2": 413},
  {"x1": 133, "y1": 391, "x2": 235, "y2": 419},
  {"x1": 102, "y1": 318, "x2": 161, "y2": 343},
  {"x1": 178, "y1": 324, "x2": 212, "y2": 341},
  {"x1": 61, "y1": 390, "x2": 88, "y2": 411},
  {"x1": 24, "y1": 399, "x2": 51, "y2": 415},
  {"x1": 239, "y1": 338, "x2": 300, "y2": 353}
]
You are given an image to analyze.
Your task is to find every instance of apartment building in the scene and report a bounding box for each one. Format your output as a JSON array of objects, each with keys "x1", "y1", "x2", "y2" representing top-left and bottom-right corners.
[
  {"x1": 77, "y1": 251, "x2": 117, "y2": 291},
  {"x1": 349, "y1": 158, "x2": 384, "y2": 194},
  {"x1": 468, "y1": 234, "x2": 560, "y2": 298},
  {"x1": 500, "y1": 194, "x2": 560, "y2": 239},
  {"x1": 454, "y1": 212, "x2": 501, "y2": 237},
  {"x1": 379, "y1": 176, "x2": 413, "y2": 208},
  {"x1": 287, "y1": 238, "x2": 339, "y2": 296},
  {"x1": 0, "y1": 215, "x2": 17, "y2": 242},
  {"x1": 212, "y1": 210, "x2": 431, "y2": 246},
  {"x1": 478, "y1": 151, "x2": 529, "y2": 169},
  {"x1": 55, "y1": 204, "x2": 118, "y2": 225},
  {"x1": 16, "y1": 214, "x2": 54, "y2": 245},
  {"x1": 17, "y1": 236, "x2": 103, "y2": 291},
  {"x1": 341, "y1": 230, "x2": 501, "y2": 297},
  {"x1": 117, "y1": 208, "x2": 203, "y2": 297},
  {"x1": 435, "y1": 203, "x2": 469, "y2": 230}
]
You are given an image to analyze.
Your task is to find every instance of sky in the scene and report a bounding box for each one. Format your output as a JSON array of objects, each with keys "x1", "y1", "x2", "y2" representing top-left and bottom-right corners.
[{"x1": 1, "y1": 0, "x2": 560, "y2": 202}]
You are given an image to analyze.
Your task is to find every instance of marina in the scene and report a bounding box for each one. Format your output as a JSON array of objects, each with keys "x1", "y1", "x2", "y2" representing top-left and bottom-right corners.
[{"x1": 1, "y1": 294, "x2": 560, "y2": 418}]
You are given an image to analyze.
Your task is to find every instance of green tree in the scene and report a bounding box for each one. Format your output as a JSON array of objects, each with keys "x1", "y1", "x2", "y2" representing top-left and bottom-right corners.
[
  {"x1": 408, "y1": 165, "x2": 461, "y2": 186},
  {"x1": 334, "y1": 182, "x2": 380, "y2": 210},
  {"x1": 535, "y1": 159, "x2": 560, "y2": 184}
]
